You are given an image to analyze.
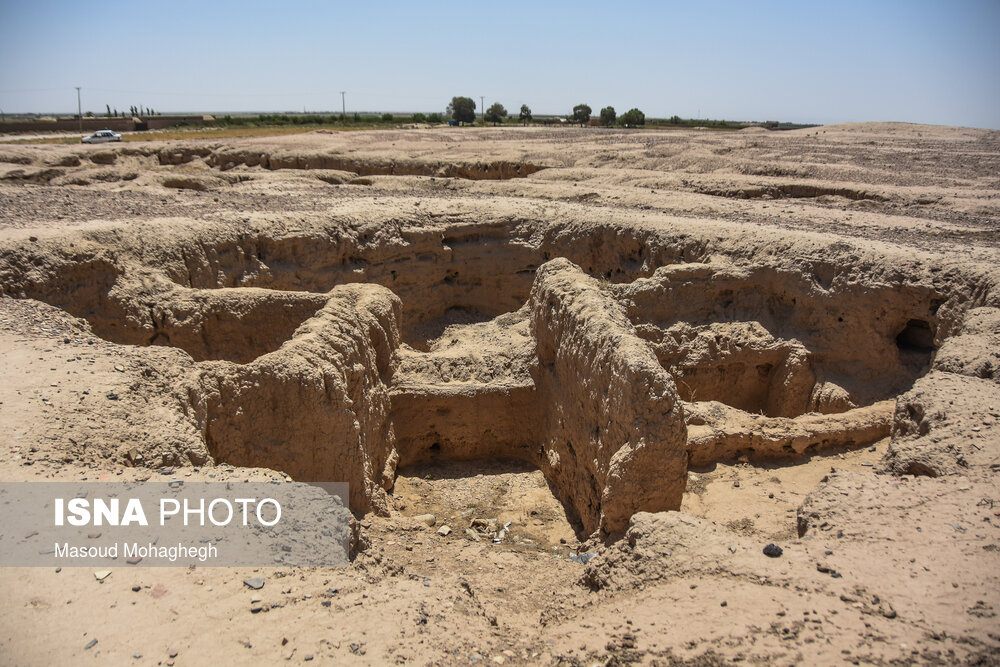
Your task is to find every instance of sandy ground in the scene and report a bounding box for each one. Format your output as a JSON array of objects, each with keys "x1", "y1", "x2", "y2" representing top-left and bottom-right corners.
[{"x1": 0, "y1": 123, "x2": 998, "y2": 665}]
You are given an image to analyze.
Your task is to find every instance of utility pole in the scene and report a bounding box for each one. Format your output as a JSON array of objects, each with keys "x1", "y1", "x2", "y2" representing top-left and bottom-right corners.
[
  {"x1": 480, "y1": 96, "x2": 484, "y2": 124},
  {"x1": 340, "y1": 91, "x2": 346, "y2": 120},
  {"x1": 75, "y1": 87, "x2": 82, "y2": 133}
]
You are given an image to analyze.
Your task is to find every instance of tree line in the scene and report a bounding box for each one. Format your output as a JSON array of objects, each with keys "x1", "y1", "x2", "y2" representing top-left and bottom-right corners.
[
  {"x1": 101, "y1": 104, "x2": 160, "y2": 118},
  {"x1": 92, "y1": 94, "x2": 698, "y2": 129},
  {"x1": 447, "y1": 97, "x2": 646, "y2": 128}
]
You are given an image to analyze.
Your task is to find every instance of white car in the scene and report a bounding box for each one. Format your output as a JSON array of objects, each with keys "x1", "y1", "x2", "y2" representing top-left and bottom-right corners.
[{"x1": 82, "y1": 130, "x2": 122, "y2": 144}]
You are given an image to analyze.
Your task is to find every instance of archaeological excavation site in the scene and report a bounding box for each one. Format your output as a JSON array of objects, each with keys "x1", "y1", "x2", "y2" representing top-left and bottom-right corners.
[{"x1": 1, "y1": 124, "x2": 998, "y2": 664}]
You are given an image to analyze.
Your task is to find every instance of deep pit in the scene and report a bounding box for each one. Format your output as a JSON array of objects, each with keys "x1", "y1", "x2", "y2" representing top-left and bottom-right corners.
[{"x1": 0, "y1": 206, "x2": 969, "y2": 537}]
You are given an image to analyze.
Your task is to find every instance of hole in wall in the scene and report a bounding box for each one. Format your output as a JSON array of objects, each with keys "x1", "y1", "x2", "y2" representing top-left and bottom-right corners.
[{"x1": 896, "y1": 318, "x2": 935, "y2": 353}]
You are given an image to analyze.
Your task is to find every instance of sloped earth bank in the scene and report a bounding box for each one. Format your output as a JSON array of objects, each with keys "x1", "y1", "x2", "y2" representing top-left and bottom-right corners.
[{"x1": 0, "y1": 124, "x2": 998, "y2": 664}]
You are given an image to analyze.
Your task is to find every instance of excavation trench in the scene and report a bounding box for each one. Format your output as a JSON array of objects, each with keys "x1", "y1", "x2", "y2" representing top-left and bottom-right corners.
[
  {"x1": 0, "y1": 145, "x2": 548, "y2": 186},
  {"x1": 161, "y1": 145, "x2": 549, "y2": 181},
  {"x1": 1, "y1": 219, "x2": 963, "y2": 535},
  {"x1": 697, "y1": 183, "x2": 889, "y2": 202}
]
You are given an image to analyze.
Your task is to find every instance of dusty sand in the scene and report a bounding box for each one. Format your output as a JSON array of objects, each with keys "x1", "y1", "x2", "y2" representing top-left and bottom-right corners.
[{"x1": 0, "y1": 123, "x2": 998, "y2": 665}]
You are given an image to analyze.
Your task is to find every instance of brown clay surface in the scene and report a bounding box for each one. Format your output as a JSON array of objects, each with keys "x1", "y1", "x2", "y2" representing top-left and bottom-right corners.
[{"x1": 0, "y1": 123, "x2": 998, "y2": 665}]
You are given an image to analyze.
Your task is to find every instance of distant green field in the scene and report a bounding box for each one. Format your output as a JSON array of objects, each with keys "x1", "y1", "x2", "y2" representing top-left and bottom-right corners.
[{"x1": 1, "y1": 112, "x2": 817, "y2": 145}]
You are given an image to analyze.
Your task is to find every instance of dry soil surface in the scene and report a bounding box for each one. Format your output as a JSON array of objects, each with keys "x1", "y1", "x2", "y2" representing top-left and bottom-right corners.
[{"x1": 0, "y1": 123, "x2": 998, "y2": 665}]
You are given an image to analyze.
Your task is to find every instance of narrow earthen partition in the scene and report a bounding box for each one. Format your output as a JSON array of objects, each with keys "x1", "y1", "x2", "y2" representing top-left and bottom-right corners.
[
  {"x1": 193, "y1": 284, "x2": 401, "y2": 514},
  {"x1": 530, "y1": 259, "x2": 688, "y2": 534},
  {"x1": 685, "y1": 400, "x2": 894, "y2": 465}
]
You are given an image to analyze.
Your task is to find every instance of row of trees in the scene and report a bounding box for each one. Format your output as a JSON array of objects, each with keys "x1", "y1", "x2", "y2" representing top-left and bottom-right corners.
[
  {"x1": 447, "y1": 97, "x2": 533, "y2": 126},
  {"x1": 571, "y1": 103, "x2": 645, "y2": 127},
  {"x1": 103, "y1": 104, "x2": 159, "y2": 118},
  {"x1": 447, "y1": 97, "x2": 644, "y2": 128},
  {"x1": 92, "y1": 97, "x2": 646, "y2": 127}
]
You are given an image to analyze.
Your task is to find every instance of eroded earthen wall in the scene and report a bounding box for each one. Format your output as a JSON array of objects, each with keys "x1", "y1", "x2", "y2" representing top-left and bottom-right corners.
[
  {"x1": 194, "y1": 284, "x2": 401, "y2": 514},
  {"x1": 530, "y1": 258, "x2": 688, "y2": 534},
  {"x1": 614, "y1": 261, "x2": 947, "y2": 412}
]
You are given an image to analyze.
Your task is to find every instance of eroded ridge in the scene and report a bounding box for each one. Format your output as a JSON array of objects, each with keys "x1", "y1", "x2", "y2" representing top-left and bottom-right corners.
[{"x1": 0, "y1": 203, "x2": 993, "y2": 536}]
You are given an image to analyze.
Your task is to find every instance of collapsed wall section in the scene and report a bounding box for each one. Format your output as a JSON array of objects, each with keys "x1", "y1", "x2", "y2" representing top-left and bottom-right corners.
[
  {"x1": 647, "y1": 320, "x2": 815, "y2": 416},
  {"x1": 389, "y1": 308, "x2": 541, "y2": 468},
  {"x1": 530, "y1": 258, "x2": 688, "y2": 535},
  {"x1": 883, "y1": 306, "x2": 1000, "y2": 477},
  {"x1": 614, "y1": 260, "x2": 947, "y2": 414},
  {"x1": 193, "y1": 284, "x2": 401, "y2": 514}
]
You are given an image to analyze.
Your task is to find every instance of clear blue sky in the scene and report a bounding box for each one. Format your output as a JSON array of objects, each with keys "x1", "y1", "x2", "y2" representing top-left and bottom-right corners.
[{"x1": 1, "y1": 0, "x2": 998, "y2": 128}]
